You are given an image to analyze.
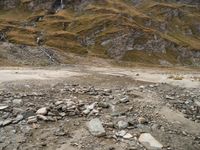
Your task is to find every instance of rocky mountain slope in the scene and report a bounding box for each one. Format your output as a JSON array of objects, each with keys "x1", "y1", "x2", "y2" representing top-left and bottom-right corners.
[{"x1": 0, "y1": 0, "x2": 200, "y2": 66}]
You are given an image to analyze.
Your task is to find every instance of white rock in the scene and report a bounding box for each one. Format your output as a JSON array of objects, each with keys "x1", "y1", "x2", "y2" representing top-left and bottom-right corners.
[
  {"x1": 139, "y1": 133, "x2": 163, "y2": 150},
  {"x1": 0, "y1": 105, "x2": 8, "y2": 110},
  {"x1": 116, "y1": 130, "x2": 127, "y2": 137},
  {"x1": 165, "y1": 95, "x2": 174, "y2": 100},
  {"x1": 27, "y1": 116, "x2": 37, "y2": 124},
  {"x1": 36, "y1": 107, "x2": 48, "y2": 115},
  {"x1": 87, "y1": 102, "x2": 97, "y2": 110},
  {"x1": 37, "y1": 115, "x2": 48, "y2": 121},
  {"x1": 55, "y1": 101, "x2": 63, "y2": 106},
  {"x1": 139, "y1": 86, "x2": 145, "y2": 89},
  {"x1": 87, "y1": 118, "x2": 106, "y2": 137},
  {"x1": 2, "y1": 119, "x2": 12, "y2": 126},
  {"x1": 123, "y1": 133, "x2": 133, "y2": 139}
]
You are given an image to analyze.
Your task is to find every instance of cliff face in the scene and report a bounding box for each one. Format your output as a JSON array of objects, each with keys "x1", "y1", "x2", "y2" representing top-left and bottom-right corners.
[{"x1": 0, "y1": 0, "x2": 200, "y2": 66}]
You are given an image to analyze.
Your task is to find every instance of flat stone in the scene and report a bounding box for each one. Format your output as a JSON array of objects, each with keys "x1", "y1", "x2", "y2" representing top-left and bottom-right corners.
[
  {"x1": 139, "y1": 133, "x2": 163, "y2": 150},
  {"x1": 123, "y1": 133, "x2": 133, "y2": 139},
  {"x1": 87, "y1": 118, "x2": 106, "y2": 137},
  {"x1": 118, "y1": 120, "x2": 128, "y2": 129},
  {"x1": 55, "y1": 101, "x2": 63, "y2": 106},
  {"x1": 2, "y1": 119, "x2": 12, "y2": 126},
  {"x1": 116, "y1": 130, "x2": 127, "y2": 137},
  {"x1": 27, "y1": 116, "x2": 37, "y2": 124},
  {"x1": 13, "y1": 114, "x2": 24, "y2": 124},
  {"x1": 37, "y1": 115, "x2": 48, "y2": 121},
  {"x1": 0, "y1": 105, "x2": 8, "y2": 111},
  {"x1": 165, "y1": 95, "x2": 174, "y2": 100},
  {"x1": 36, "y1": 107, "x2": 48, "y2": 115},
  {"x1": 120, "y1": 97, "x2": 129, "y2": 103}
]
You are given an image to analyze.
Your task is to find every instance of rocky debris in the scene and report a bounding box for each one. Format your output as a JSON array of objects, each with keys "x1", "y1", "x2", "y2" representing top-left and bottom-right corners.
[
  {"x1": 0, "y1": 83, "x2": 200, "y2": 149},
  {"x1": 87, "y1": 118, "x2": 106, "y2": 137},
  {"x1": 139, "y1": 133, "x2": 163, "y2": 150}
]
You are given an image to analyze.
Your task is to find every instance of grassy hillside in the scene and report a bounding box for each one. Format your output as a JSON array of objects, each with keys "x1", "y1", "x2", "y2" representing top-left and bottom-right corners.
[{"x1": 0, "y1": 0, "x2": 200, "y2": 66}]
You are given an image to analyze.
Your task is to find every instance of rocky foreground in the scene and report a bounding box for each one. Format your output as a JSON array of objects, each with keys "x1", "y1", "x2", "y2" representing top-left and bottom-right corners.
[{"x1": 0, "y1": 66, "x2": 200, "y2": 150}]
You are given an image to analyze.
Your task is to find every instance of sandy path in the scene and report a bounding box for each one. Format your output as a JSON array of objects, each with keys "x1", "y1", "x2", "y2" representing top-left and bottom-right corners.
[{"x1": 0, "y1": 65, "x2": 199, "y2": 88}]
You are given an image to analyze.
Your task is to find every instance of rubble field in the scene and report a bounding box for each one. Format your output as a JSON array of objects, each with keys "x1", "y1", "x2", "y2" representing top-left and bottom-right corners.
[{"x1": 0, "y1": 65, "x2": 200, "y2": 150}]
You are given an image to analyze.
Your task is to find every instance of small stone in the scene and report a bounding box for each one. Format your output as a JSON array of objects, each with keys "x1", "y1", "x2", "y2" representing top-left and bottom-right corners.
[
  {"x1": 36, "y1": 107, "x2": 48, "y2": 115},
  {"x1": 149, "y1": 85, "x2": 155, "y2": 88},
  {"x1": 37, "y1": 115, "x2": 48, "y2": 121},
  {"x1": 55, "y1": 101, "x2": 63, "y2": 106},
  {"x1": 83, "y1": 109, "x2": 91, "y2": 115},
  {"x1": 165, "y1": 95, "x2": 174, "y2": 100},
  {"x1": 0, "y1": 105, "x2": 8, "y2": 111},
  {"x1": 13, "y1": 99, "x2": 23, "y2": 106},
  {"x1": 120, "y1": 97, "x2": 129, "y2": 103},
  {"x1": 123, "y1": 133, "x2": 133, "y2": 139},
  {"x1": 98, "y1": 102, "x2": 110, "y2": 108},
  {"x1": 59, "y1": 112, "x2": 66, "y2": 117},
  {"x1": 27, "y1": 116, "x2": 37, "y2": 124},
  {"x1": 138, "y1": 117, "x2": 147, "y2": 124},
  {"x1": 139, "y1": 86, "x2": 145, "y2": 89},
  {"x1": 118, "y1": 121, "x2": 128, "y2": 129},
  {"x1": 13, "y1": 114, "x2": 24, "y2": 124},
  {"x1": 139, "y1": 133, "x2": 163, "y2": 150},
  {"x1": 116, "y1": 130, "x2": 127, "y2": 137},
  {"x1": 87, "y1": 118, "x2": 106, "y2": 137},
  {"x1": 87, "y1": 102, "x2": 97, "y2": 110}
]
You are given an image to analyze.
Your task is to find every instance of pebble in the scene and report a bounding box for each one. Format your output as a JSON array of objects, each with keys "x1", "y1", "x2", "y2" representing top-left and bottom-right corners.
[
  {"x1": 36, "y1": 107, "x2": 48, "y2": 115},
  {"x1": 117, "y1": 121, "x2": 128, "y2": 129},
  {"x1": 138, "y1": 117, "x2": 147, "y2": 124},
  {"x1": 120, "y1": 97, "x2": 129, "y2": 103},
  {"x1": 55, "y1": 101, "x2": 63, "y2": 106},
  {"x1": 165, "y1": 95, "x2": 174, "y2": 100},
  {"x1": 13, "y1": 99, "x2": 23, "y2": 106},
  {"x1": 13, "y1": 114, "x2": 24, "y2": 124},
  {"x1": 37, "y1": 115, "x2": 48, "y2": 121},
  {"x1": 116, "y1": 130, "x2": 127, "y2": 137},
  {"x1": 27, "y1": 116, "x2": 37, "y2": 124},
  {"x1": 87, "y1": 118, "x2": 106, "y2": 137},
  {"x1": 123, "y1": 133, "x2": 133, "y2": 139}
]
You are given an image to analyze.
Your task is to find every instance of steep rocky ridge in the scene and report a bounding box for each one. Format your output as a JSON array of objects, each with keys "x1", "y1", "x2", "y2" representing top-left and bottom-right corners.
[{"x1": 0, "y1": 0, "x2": 200, "y2": 66}]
